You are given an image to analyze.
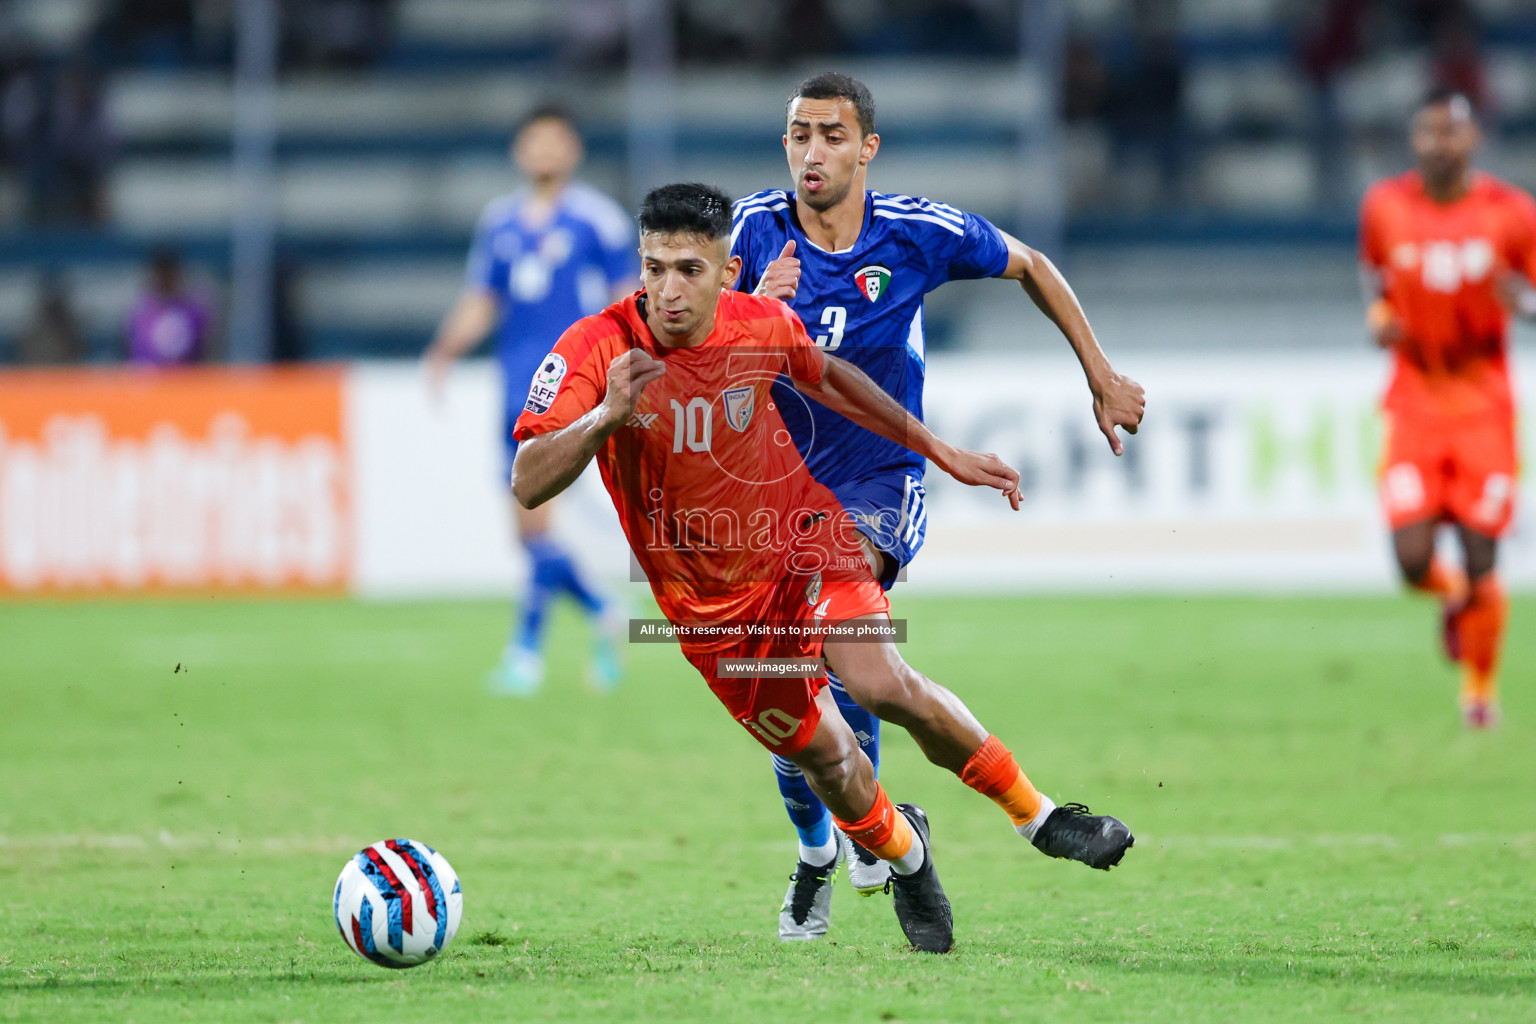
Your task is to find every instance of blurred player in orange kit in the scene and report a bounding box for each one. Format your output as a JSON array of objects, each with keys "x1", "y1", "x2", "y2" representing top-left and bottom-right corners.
[{"x1": 1359, "y1": 87, "x2": 1536, "y2": 728}]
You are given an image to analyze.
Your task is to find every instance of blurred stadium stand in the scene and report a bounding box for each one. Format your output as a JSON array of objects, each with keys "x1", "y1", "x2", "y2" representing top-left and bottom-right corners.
[{"x1": 1, "y1": 0, "x2": 1534, "y2": 362}]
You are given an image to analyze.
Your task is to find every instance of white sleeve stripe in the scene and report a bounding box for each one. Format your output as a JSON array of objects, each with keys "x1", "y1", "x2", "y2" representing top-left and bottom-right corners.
[
  {"x1": 731, "y1": 197, "x2": 788, "y2": 222},
  {"x1": 729, "y1": 202, "x2": 789, "y2": 249},
  {"x1": 732, "y1": 191, "x2": 788, "y2": 212},
  {"x1": 878, "y1": 196, "x2": 958, "y2": 225},
  {"x1": 872, "y1": 209, "x2": 964, "y2": 236}
]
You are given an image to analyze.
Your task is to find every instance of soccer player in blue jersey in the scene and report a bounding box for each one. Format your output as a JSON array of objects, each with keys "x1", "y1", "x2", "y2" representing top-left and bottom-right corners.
[
  {"x1": 731, "y1": 72, "x2": 1146, "y2": 940},
  {"x1": 424, "y1": 105, "x2": 637, "y2": 696}
]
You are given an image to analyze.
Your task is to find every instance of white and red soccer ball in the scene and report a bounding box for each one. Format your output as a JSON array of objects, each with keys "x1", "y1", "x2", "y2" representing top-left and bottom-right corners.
[{"x1": 333, "y1": 839, "x2": 463, "y2": 968}]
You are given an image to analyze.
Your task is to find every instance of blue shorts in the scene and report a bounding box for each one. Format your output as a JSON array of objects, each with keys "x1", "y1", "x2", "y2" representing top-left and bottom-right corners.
[{"x1": 833, "y1": 473, "x2": 926, "y2": 591}]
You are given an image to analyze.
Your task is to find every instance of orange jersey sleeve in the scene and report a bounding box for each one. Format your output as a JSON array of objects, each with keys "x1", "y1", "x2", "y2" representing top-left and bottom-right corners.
[
  {"x1": 1503, "y1": 186, "x2": 1536, "y2": 284},
  {"x1": 511, "y1": 311, "x2": 627, "y2": 442},
  {"x1": 1359, "y1": 183, "x2": 1390, "y2": 273}
]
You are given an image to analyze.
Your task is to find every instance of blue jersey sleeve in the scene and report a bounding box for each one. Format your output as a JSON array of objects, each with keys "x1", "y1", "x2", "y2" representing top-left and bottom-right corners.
[
  {"x1": 577, "y1": 187, "x2": 640, "y2": 292},
  {"x1": 600, "y1": 231, "x2": 638, "y2": 291},
  {"x1": 936, "y1": 209, "x2": 1010, "y2": 285},
  {"x1": 465, "y1": 204, "x2": 509, "y2": 293}
]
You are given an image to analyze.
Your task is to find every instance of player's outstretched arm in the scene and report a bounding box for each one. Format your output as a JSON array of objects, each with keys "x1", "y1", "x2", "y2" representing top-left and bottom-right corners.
[
  {"x1": 997, "y1": 232, "x2": 1145, "y2": 455},
  {"x1": 511, "y1": 348, "x2": 665, "y2": 509},
  {"x1": 1359, "y1": 265, "x2": 1403, "y2": 348},
  {"x1": 423, "y1": 289, "x2": 498, "y2": 402},
  {"x1": 1498, "y1": 271, "x2": 1536, "y2": 321},
  {"x1": 796, "y1": 354, "x2": 1021, "y2": 509}
]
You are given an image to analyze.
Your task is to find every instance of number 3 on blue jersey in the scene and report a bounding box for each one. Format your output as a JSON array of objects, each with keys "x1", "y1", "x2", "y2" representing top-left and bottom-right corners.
[{"x1": 814, "y1": 306, "x2": 846, "y2": 350}]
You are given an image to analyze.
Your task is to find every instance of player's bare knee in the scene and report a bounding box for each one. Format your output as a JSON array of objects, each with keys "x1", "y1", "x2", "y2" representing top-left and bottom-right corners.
[{"x1": 795, "y1": 744, "x2": 859, "y2": 793}]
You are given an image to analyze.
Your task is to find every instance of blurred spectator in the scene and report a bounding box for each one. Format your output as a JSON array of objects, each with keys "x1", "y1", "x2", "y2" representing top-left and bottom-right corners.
[
  {"x1": 269, "y1": 257, "x2": 306, "y2": 363},
  {"x1": 44, "y1": 61, "x2": 112, "y2": 226},
  {"x1": 1063, "y1": 36, "x2": 1109, "y2": 123},
  {"x1": 0, "y1": 46, "x2": 46, "y2": 224},
  {"x1": 95, "y1": 0, "x2": 197, "y2": 68},
  {"x1": 1107, "y1": 0, "x2": 1184, "y2": 207},
  {"x1": 0, "y1": 52, "x2": 112, "y2": 227},
  {"x1": 126, "y1": 249, "x2": 213, "y2": 367},
  {"x1": 1298, "y1": 0, "x2": 1375, "y2": 213},
  {"x1": 1299, "y1": 0, "x2": 1372, "y2": 87},
  {"x1": 18, "y1": 272, "x2": 85, "y2": 365},
  {"x1": 283, "y1": 0, "x2": 394, "y2": 71},
  {"x1": 1429, "y1": 8, "x2": 1488, "y2": 115}
]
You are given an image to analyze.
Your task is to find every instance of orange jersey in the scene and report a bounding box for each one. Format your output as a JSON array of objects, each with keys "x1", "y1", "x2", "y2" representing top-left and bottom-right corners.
[
  {"x1": 512, "y1": 289, "x2": 875, "y2": 651},
  {"x1": 1360, "y1": 170, "x2": 1536, "y2": 419}
]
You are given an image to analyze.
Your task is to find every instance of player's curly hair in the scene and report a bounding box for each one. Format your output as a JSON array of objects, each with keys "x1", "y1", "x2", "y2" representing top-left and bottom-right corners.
[
  {"x1": 638, "y1": 183, "x2": 732, "y2": 240},
  {"x1": 789, "y1": 72, "x2": 875, "y2": 137}
]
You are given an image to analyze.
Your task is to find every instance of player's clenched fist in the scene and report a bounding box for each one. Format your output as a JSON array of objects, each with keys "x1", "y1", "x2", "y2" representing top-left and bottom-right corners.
[
  {"x1": 600, "y1": 347, "x2": 666, "y2": 425},
  {"x1": 1091, "y1": 372, "x2": 1146, "y2": 457},
  {"x1": 753, "y1": 239, "x2": 801, "y2": 301}
]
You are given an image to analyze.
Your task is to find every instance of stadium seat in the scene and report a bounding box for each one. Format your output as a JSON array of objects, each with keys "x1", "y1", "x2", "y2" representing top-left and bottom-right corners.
[{"x1": 1200, "y1": 142, "x2": 1317, "y2": 211}]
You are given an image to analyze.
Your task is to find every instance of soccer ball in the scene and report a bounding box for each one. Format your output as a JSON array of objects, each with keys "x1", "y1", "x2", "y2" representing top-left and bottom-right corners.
[{"x1": 333, "y1": 838, "x2": 463, "y2": 968}]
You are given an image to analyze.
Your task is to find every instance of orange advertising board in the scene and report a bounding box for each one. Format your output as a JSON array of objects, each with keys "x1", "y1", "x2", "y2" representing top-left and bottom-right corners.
[{"x1": 0, "y1": 367, "x2": 351, "y2": 594}]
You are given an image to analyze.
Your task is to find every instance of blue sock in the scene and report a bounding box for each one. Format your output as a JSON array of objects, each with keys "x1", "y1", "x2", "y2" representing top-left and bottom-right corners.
[
  {"x1": 770, "y1": 670, "x2": 882, "y2": 854},
  {"x1": 514, "y1": 539, "x2": 569, "y2": 653},
  {"x1": 771, "y1": 753, "x2": 833, "y2": 851},
  {"x1": 526, "y1": 536, "x2": 604, "y2": 617},
  {"x1": 829, "y1": 670, "x2": 882, "y2": 775}
]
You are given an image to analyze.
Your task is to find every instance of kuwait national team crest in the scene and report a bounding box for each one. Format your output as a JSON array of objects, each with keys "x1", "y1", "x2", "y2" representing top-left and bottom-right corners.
[
  {"x1": 854, "y1": 264, "x2": 891, "y2": 302},
  {"x1": 722, "y1": 384, "x2": 755, "y2": 432}
]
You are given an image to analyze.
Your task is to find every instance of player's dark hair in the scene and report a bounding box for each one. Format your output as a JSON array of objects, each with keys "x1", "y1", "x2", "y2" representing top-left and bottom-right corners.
[
  {"x1": 517, "y1": 102, "x2": 577, "y2": 134},
  {"x1": 789, "y1": 72, "x2": 876, "y2": 137},
  {"x1": 1419, "y1": 85, "x2": 1477, "y2": 118},
  {"x1": 637, "y1": 183, "x2": 732, "y2": 240}
]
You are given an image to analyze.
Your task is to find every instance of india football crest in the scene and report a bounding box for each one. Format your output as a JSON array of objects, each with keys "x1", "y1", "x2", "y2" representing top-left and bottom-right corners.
[
  {"x1": 722, "y1": 384, "x2": 755, "y2": 432},
  {"x1": 854, "y1": 264, "x2": 891, "y2": 302}
]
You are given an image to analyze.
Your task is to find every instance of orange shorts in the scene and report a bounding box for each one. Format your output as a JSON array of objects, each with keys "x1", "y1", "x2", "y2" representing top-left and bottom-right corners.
[
  {"x1": 1379, "y1": 408, "x2": 1519, "y2": 536},
  {"x1": 682, "y1": 579, "x2": 889, "y2": 755}
]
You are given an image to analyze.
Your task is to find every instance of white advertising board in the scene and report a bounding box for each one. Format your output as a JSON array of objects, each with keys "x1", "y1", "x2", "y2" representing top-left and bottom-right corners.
[{"x1": 348, "y1": 351, "x2": 1536, "y2": 597}]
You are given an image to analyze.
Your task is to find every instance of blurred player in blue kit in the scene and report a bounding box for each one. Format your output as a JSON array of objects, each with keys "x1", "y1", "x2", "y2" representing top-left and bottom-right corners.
[
  {"x1": 732, "y1": 73, "x2": 1145, "y2": 939},
  {"x1": 425, "y1": 105, "x2": 637, "y2": 696}
]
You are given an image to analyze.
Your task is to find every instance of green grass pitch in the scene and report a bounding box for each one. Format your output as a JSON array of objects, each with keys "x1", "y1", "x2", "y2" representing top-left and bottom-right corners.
[{"x1": 2, "y1": 593, "x2": 1533, "y2": 1023}]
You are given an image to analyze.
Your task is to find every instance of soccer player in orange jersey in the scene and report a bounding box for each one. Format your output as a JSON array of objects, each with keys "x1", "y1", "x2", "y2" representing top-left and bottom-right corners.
[
  {"x1": 1359, "y1": 87, "x2": 1536, "y2": 728},
  {"x1": 511, "y1": 183, "x2": 1134, "y2": 952}
]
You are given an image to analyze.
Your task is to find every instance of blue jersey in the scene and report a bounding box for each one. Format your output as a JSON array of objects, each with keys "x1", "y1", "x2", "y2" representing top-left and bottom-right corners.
[
  {"x1": 730, "y1": 189, "x2": 1009, "y2": 487},
  {"x1": 466, "y1": 182, "x2": 637, "y2": 411}
]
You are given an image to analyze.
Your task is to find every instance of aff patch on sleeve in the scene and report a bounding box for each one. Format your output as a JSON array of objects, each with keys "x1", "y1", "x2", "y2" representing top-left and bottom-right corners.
[{"x1": 524, "y1": 353, "x2": 568, "y2": 414}]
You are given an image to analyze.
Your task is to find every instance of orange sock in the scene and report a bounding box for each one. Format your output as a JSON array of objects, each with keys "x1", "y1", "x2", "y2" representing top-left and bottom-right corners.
[
  {"x1": 833, "y1": 784, "x2": 916, "y2": 865},
  {"x1": 1459, "y1": 574, "x2": 1508, "y2": 704},
  {"x1": 1414, "y1": 557, "x2": 1468, "y2": 603},
  {"x1": 960, "y1": 735, "x2": 1049, "y2": 829}
]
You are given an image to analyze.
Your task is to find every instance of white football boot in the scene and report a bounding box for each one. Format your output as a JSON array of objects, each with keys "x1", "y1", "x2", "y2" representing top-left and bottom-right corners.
[
  {"x1": 778, "y1": 844, "x2": 840, "y2": 941},
  {"x1": 486, "y1": 647, "x2": 543, "y2": 697},
  {"x1": 838, "y1": 827, "x2": 893, "y2": 895}
]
